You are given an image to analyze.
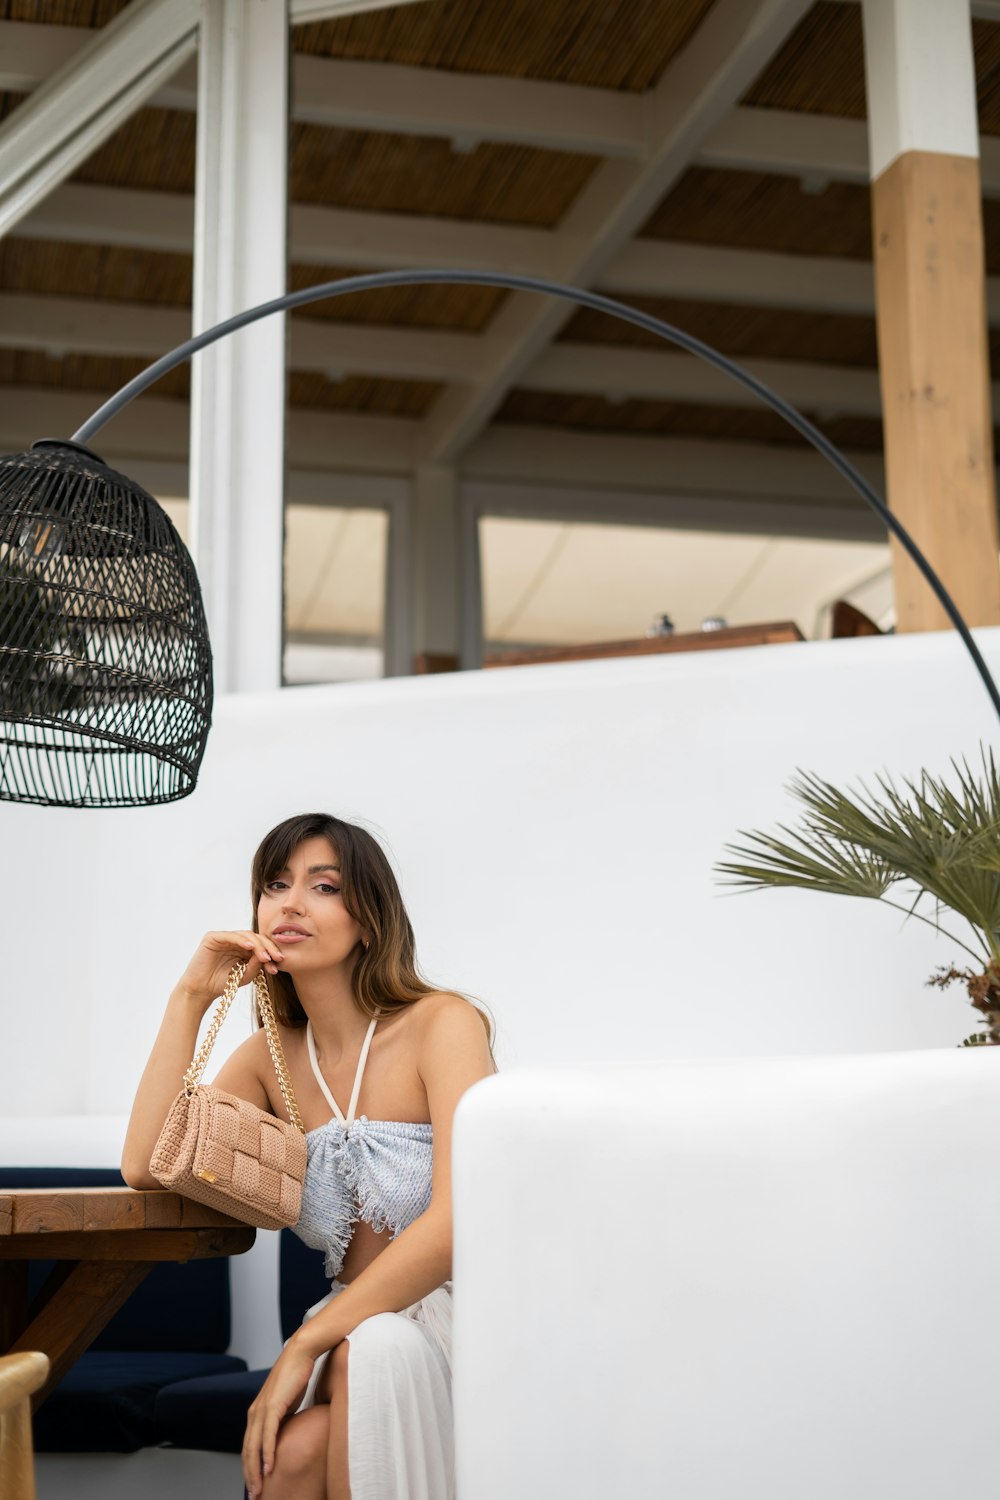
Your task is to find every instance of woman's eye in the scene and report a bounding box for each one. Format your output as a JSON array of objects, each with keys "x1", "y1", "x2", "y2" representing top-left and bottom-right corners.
[
  {"x1": 265, "y1": 880, "x2": 287, "y2": 891},
  {"x1": 316, "y1": 883, "x2": 341, "y2": 895}
]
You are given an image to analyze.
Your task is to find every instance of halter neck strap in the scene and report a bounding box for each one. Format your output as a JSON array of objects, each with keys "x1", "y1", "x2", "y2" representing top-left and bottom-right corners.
[{"x1": 306, "y1": 1016, "x2": 379, "y2": 1128}]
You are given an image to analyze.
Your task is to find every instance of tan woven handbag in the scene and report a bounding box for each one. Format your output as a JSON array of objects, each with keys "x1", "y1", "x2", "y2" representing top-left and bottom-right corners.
[{"x1": 149, "y1": 962, "x2": 307, "y2": 1230}]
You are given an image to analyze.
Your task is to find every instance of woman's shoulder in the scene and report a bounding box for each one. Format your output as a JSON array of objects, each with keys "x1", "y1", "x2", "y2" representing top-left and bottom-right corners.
[
  {"x1": 408, "y1": 991, "x2": 477, "y2": 1027},
  {"x1": 409, "y1": 991, "x2": 493, "y2": 1057}
]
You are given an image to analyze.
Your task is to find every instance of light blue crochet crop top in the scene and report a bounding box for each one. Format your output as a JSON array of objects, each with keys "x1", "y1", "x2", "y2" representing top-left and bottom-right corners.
[{"x1": 293, "y1": 1015, "x2": 434, "y2": 1281}]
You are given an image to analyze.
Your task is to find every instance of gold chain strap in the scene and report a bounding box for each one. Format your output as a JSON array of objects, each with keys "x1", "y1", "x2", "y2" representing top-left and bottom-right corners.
[{"x1": 183, "y1": 961, "x2": 305, "y2": 1134}]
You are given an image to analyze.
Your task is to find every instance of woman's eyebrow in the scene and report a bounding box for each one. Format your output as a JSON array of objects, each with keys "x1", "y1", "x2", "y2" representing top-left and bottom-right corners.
[{"x1": 307, "y1": 863, "x2": 341, "y2": 874}]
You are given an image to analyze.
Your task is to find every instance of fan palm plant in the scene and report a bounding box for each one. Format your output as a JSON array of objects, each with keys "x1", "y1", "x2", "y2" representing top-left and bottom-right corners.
[{"x1": 716, "y1": 750, "x2": 1000, "y2": 1046}]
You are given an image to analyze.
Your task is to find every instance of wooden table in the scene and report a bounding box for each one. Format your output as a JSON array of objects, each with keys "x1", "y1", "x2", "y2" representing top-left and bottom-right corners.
[{"x1": 0, "y1": 1188, "x2": 255, "y2": 1408}]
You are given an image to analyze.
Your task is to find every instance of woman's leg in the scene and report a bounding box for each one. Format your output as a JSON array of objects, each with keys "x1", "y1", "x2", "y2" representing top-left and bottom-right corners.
[
  {"x1": 327, "y1": 1338, "x2": 352, "y2": 1500},
  {"x1": 335, "y1": 1311, "x2": 453, "y2": 1500},
  {"x1": 260, "y1": 1405, "x2": 330, "y2": 1500}
]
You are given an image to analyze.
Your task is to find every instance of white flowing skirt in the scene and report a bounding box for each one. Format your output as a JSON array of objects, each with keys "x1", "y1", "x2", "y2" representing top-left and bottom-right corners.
[{"x1": 295, "y1": 1278, "x2": 454, "y2": 1500}]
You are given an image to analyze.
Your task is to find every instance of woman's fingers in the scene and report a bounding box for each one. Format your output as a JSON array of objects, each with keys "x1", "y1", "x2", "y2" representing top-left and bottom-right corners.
[
  {"x1": 261, "y1": 1403, "x2": 283, "y2": 1483},
  {"x1": 242, "y1": 1405, "x2": 262, "y2": 1495},
  {"x1": 242, "y1": 1396, "x2": 285, "y2": 1497},
  {"x1": 208, "y1": 931, "x2": 284, "y2": 984}
]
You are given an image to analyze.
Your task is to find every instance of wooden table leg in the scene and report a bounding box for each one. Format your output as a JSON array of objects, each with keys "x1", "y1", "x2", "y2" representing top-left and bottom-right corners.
[{"x1": 7, "y1": 1260, "x2": 153, "y2": 1409}]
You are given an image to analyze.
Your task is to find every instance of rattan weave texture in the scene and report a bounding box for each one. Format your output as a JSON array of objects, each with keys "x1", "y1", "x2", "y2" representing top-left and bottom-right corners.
[
  {"x1": 0, "y1": 439, "x2": 212, "y2": 807},
  {"x1": 151, "y1": 1087, "x2": 307, "y2": 1231}
]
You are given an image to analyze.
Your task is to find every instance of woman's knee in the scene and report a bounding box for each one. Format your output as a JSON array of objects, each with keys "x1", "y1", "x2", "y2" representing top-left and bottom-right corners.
[
  {"x1": 269, "y1": 1406, "x2": 330, "y2": 1482},
  {"x1": 348, "y1": 1311, "x2": 423, "y2": 1362}
]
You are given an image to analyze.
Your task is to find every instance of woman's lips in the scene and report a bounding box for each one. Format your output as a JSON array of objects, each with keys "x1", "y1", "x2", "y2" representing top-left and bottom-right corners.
[{"x1": 273, "y1": 931, "x2": 310, "y2": 943}]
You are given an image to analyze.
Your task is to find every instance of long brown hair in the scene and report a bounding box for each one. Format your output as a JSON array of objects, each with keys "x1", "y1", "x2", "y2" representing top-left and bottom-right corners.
[{"x1": 250, "y1": 812, "x2": 496, "y2": 1062}]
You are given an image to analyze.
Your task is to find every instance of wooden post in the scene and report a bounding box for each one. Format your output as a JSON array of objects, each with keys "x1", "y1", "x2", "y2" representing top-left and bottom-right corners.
[{"x1": 863, "y1": 0, "x2": 1000, "y2": 632}]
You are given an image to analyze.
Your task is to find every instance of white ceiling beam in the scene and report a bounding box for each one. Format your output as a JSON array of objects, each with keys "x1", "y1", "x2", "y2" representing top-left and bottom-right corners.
[
  {"x1": 0, "y1": 383, "x2": 884, "y2": 538},
  {"x1": 830, "y1": 0, "x2": 1000, "y2": 19},
  {"x1": 0, "y1": 291, "x2": 491, "y2": 382},
  {"x1": 602, "y1": 239, "x2": 1000, "y2": 322},
  {"x1": 527, "y1": 344, "x2": 890, "y2": 414},
  {"x1": 5, "y1": 17, "x2": 1000, "y2": 189},
  {"x1": 703, "y1": 105, "x2": 1000, "y2": 196},
  {"x1": 0, "y1": 292, "x2": 896, "y2": 412},
  {"x1": 464, "y1": 424, "x2": 885, "y2": 513},
  {"x1": 0, "y1": 0, "x2": 199, "y2": 240},
  {"x1": 19, "y1": 181, "x2": 559, "y2": 274},
  {"x1": 418, "y1": 0, "x2": 817, "y2": 465},
  {"x1": 289, "y1": 55, "x2": 643, "y2": 156},
  {"x1": 287, "y1": 0, "x2": 431, "y2": 19},
  {"x1": 702, "y1": 106, "x2": 867, "y2": 183},
  {"x1": 0, "y1": 20, "x2": 646, "y2": 158},
  {"x1": 0, "y1": 385, "x2": 420, "y2": 473},
  {"x1": 16, "y1": 182, "x2": 1000, "y2": 322},
  {"x1": 602, "y1": 238, "x2": 880, "y2": 314}
]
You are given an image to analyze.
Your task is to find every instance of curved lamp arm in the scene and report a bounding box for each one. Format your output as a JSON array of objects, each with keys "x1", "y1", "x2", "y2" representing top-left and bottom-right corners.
[{"x1": 70, "y1": 267, "x2": 1000, "y2": 724}]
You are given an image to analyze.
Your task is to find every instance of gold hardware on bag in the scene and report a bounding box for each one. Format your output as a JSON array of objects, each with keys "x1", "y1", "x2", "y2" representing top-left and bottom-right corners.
[{"x1": 197, "y1": 1169, "x2": 217, "y2": 1183}]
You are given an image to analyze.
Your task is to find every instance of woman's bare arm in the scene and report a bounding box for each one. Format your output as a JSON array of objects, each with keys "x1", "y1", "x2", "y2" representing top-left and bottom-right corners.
[
  {"x1": 121, "y1": 929, "x2": 284, "y2": 1189},
  {"x1": 121, "y1": 985, "x2": 209, "y2": 1189}
]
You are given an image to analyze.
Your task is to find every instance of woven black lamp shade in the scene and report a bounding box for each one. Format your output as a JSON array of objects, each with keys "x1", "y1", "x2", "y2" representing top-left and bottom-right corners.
[{"x1": 0, "y1": 440, "x2": 212, "y2": 807}]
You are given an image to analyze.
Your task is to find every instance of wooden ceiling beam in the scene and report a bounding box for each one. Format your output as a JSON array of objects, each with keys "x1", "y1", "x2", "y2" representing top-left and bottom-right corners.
[{"x1": 416, "y1": 0, "x2": 818, "y2": 466}]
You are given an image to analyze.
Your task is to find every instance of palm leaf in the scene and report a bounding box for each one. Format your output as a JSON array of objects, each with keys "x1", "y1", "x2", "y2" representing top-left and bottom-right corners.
[
  {"x1": 717, "y1": 823, "x2": 896, "y2": 899},
  {"x1": 717, "y1": 750, "x2": 1000, "y2": 962}
]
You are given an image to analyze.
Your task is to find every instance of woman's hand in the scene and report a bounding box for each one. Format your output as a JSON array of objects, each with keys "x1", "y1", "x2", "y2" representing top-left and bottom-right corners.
[
  {"x1": 174, "y1": 930, "x2": 286, "y2": 1014},
  {"x1": 242, "y1": 1339, "x2": 320, "y2": 1498}
]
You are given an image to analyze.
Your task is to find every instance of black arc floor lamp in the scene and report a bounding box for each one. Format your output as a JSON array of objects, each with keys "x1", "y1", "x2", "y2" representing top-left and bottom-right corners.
[{"x1": 1, "y1": 268, "x2": 997, "y2": 810}]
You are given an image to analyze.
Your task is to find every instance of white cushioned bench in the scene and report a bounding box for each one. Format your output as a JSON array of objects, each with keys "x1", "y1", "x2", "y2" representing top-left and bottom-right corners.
[{"x1": 452, "y1": 1047, "x2": 1000, "y2": 1500}]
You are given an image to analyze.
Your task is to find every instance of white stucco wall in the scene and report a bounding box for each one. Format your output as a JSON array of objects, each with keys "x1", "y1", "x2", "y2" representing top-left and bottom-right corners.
[{"x1": 1, "y1": 625, "x2": 997, "y2": 1121}]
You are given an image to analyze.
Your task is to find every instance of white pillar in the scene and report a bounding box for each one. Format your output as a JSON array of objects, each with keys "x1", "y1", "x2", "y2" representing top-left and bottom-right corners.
[
  {"x1": 411, "y1": 465, "x2": 472, "y2": 671},
  {"x1": 862, "y1": 0, "x2": 978, "y2": 179},
  {"x1": 189, "y1": 0, "x2": 290, "y2": 694}
]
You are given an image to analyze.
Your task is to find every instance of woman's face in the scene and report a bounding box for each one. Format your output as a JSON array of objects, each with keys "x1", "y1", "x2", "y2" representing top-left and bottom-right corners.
[{"x1": 257, "y1": 835, "x2": 365, "y2": 975}]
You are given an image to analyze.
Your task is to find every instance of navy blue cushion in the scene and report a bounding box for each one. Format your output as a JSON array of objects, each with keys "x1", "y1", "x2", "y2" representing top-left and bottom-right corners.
[
  {"x1": 33, "y1": 1352, "x2": 247, "y2": 1454},
  {"x1": 152, "y1": 1234, "x2": 328, "y2": 1455},
  {"x1": 0, "y1": 1167, "x2": 232, "y2": 1352},
  {"x1": 279, "y1": 1228, "x2": 329, "y2": 1339},
  {"x1": 154, "y1": 1367, "x2": 269, "y2": 1452}
]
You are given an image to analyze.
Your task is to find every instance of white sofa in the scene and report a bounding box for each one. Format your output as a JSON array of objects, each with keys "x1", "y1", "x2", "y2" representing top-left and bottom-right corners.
[{"x1": 452, "y1": 1046, "x2": 1000, "y2": 1500}]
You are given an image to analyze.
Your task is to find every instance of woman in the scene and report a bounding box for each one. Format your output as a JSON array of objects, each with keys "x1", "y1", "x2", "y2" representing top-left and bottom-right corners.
[{"x1": 122, "y1": 812, "x2": 497, "y2": 1500}]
